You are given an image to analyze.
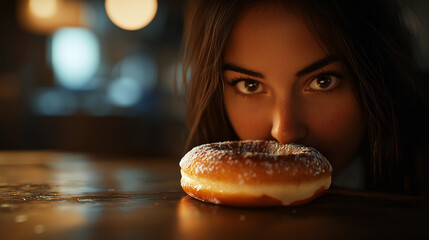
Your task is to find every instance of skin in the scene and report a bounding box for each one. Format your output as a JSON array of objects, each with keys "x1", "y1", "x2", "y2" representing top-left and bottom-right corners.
[{"x1": 222, "y1": 4, "x2": 366, "y2": 175}]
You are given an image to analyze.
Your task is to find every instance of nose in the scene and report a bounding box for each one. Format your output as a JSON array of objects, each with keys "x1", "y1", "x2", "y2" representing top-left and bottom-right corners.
[{"x1": 270, "y1": 98, "x2": 308, "y2": 144}]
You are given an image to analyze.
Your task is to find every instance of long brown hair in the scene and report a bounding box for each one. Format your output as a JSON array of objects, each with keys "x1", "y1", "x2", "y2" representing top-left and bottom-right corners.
[
  {"x1": 180, "y1": 0, "x2": 243, "y2": 148},
  {"x1": 180, "y1": 0, "x2": 428, "y2": 195}
]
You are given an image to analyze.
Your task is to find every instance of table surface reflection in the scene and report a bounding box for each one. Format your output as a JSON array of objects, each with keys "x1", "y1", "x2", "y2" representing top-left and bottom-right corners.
[{"x1": 0, "y1": 151, "x2": 428, "y2": 240}]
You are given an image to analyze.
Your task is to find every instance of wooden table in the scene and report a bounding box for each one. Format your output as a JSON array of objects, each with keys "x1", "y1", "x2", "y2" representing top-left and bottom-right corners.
[{"x1": 0, "y1": 151, "x2": 428, "y2": 239}]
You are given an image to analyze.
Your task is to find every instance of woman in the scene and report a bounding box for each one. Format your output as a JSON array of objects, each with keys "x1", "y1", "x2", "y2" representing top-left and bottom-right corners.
[{"x1": 179, "y1": 0, "x2": 428, "y2": 195}]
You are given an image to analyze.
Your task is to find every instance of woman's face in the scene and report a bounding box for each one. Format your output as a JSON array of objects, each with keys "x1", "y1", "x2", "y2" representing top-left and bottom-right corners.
[{"x1": 222, "y1": 4, "x2": 366, "y2": 174}]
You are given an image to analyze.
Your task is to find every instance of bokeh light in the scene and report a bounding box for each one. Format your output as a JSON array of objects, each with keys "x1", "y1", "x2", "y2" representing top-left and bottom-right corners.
[
  {"x1": 108, "y1": 77, "x2": 143, "y2": 107},
  {"x1": 18, "y1": 0, "x2": 84, "y2": 34},
  {"x1": 108, "y1": 54, "x2": 157, "y2": 107},
  {"x1": 34, "y1": 89, "x2": 77, "y2": 115},
  {"x1": 51, "y1": 28, "x2": 100, "y2": 89},
  {"x1": 29, "y1": 0, "x2": 58, "y2": 18},
  {"x1": 105, "y1": 0, "x2": 157, "y2": 31}
]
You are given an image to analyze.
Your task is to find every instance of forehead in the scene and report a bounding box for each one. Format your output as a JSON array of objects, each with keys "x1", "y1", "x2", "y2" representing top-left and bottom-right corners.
[{"x1": 223, "y1": 3, "x2": 327, "y2": 74}]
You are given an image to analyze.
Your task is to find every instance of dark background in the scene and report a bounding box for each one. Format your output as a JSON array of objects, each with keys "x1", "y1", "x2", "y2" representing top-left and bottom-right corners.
[
  {"x1": 0, "y1": 0, "x2": 428, "y2": 159},
  {"x1": 0, "y1": 0, "x2": 186, "y2": 158}
]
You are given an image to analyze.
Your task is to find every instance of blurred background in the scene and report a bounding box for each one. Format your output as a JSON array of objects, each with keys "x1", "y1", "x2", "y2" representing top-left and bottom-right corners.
[
  {"x1": 0, "y1": 0, "x2": 428, "y2": 159},
  {"x1": 0, "y1": 0, "x2": 186, "y2": 158}
]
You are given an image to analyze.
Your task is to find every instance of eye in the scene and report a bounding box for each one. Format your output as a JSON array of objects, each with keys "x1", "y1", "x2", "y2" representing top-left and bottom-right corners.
[
  {"x1": 234, "y1": 79, "x2": 264, "y2": 95},
  {"x1": 307, "y1": 73, "x2": 341, "y2": 91}
]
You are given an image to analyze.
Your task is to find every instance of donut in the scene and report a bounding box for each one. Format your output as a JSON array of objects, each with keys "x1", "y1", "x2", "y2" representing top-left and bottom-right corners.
[{"x1": 179, "y1": 140, "x2": 332, "y2": 207}]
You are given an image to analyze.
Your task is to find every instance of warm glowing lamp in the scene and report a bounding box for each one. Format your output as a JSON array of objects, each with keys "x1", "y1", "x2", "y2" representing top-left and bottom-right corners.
[
  {"x1": 28, "y1": 0, "x2": 58, "y2": 18},
  {"x1": 105, "y1": 0, "x2": 157, "y2": 31},
  {"x1": 18, "y1": 0, "x2": 85, "y2": 34}
]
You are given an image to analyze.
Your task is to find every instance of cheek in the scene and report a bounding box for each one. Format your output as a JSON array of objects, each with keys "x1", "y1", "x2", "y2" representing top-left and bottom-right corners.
[
  {"x1": 317, "y1": 105, "x2": 363, "y2": 138},
  {"x1": 308, "y1": 96, "x2": 366, "y2": 171}
]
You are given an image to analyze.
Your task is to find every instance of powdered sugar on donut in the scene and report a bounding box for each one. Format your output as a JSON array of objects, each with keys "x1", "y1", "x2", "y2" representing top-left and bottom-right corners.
[{"x1": 180, "y1": 140, "x2": 332, "y2": 184}]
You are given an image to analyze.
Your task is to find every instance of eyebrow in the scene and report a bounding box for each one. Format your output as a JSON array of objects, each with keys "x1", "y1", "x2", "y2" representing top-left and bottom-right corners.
[
  {"x1": 222, "y1": 64, "x2": 264, "y2": 78},
  {"x1": 222, "y1": 55, "x2": 337, "y2": 78},
  {"x1": 296, "y1": 55, "x2": 337, "y2": 77}
]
